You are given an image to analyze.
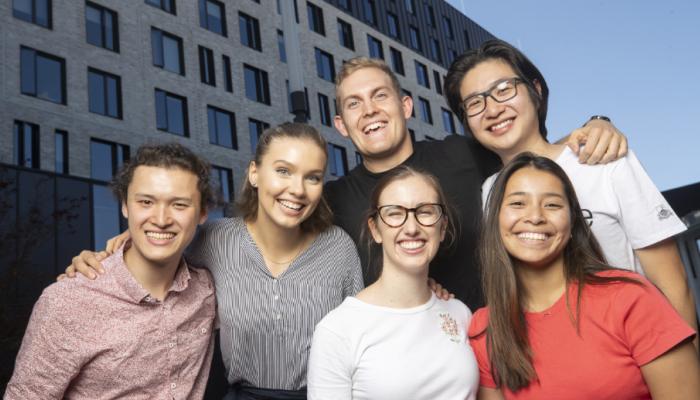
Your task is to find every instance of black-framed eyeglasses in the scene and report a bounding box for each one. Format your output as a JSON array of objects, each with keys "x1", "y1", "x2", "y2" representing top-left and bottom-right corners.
[
  {"x1": 461, "y1": 77, "x2": 523, "y2": 117},
  {"x1": 376, "y1": 203, "x2": 445, "y2": 228}
]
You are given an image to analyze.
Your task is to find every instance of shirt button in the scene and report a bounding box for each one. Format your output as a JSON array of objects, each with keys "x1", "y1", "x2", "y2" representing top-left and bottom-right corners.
[
  {"x1": 273, "y1": 295, "x2": 279, "y2": 300},
  {"x1": 201, "y1": 327, "x2": 207, "y2": 334},
  {"x1": 276, "y1": 314, "x2": 281, "y2": 320},
  {"x1": 171, "y1": 383, "x2": 177, "y2": 389},
  {"x1": 169, "y1": 342, "x2": 175, "y2": 348}
]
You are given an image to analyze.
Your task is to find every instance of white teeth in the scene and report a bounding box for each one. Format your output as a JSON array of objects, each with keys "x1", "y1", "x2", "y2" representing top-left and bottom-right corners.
[
  {"x1": 363, "y1": 122, "x2": 386, "y2": 134},
  {"x1": 279, "y1": 199, "x2": 303, "y2": 211},
  {"x1": 146, "y1": 232, "x2": 175, "y2": 240},
  {"x1": 490, "y1": 119, "x2": 512, "y2": 131},
  {"x1": 517, "y1": 232, "x2": 547, "y2": 241},
  {"x1": 399, "y1": 240, "x2": 425, "y2": 250}
]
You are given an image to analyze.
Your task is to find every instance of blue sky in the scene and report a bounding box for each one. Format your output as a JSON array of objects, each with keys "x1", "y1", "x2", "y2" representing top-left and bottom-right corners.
[{"x1": 447, "y1": 0, "x2": 699, "y2": 190}]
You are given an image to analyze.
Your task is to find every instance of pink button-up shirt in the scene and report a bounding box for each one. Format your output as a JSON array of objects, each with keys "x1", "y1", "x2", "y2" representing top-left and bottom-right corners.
[{"x1": 5, "y1": 245, "x2": 216, "y2": 400}]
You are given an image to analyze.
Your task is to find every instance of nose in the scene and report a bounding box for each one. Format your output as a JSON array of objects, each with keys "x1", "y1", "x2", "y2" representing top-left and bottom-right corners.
[
  {"x1": 483, "y1": 95, "x2": 505, "y2": 118},
  {"x1": 287, "y1": 175, "x2": 306, "y2": 197},
  {"x1": 361, "y1": 99, "x2": 378, "y2": 116},
  {"x1": 151, "y1": 204, "x2": 172, "y2": 227},
  {"x1": 525, "y1": 205, "x2": 545, "y2": 225},
  {"x1": 402, "y1": 211, "x2": 420, "y2": 234}
]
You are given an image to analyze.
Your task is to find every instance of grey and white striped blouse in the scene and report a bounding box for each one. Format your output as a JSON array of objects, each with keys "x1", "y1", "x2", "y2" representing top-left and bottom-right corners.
[{"x1": 186, "y1": 217, "x2": 363, "y2": 390}]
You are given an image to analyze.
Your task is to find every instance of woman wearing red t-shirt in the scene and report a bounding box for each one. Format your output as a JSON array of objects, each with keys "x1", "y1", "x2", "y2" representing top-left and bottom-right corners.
[{"x1": 470, "y1": 153, "x2": 699, "y2": 399}]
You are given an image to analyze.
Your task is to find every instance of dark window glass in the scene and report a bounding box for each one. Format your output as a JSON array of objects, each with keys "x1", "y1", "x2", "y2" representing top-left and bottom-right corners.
[
  {"x1": 442, "y1": 16, "x2": 454, "y2": 39},
  {"x1": 367, "y1": 35, "x2": 383, "y2": 59},
  {"x1": 424, "y1": 3, "x2": 435, "y2": 27},
  {"x1": 387, "y1": 12, "x2": 400, "y2": 39},
  {"x1": 338, "y1": 0, "x2": 351, "y2": 11},
  {"x1": 154, "y1": 89, "x2": 188, "y2": 136},
  {"x1": 307, "y1": 2, "x2": 325, "y2": 35},
  {"x1": 402, "y1": 89, "x2": 415, "y2": 117},
  {"x1": 418, "y1": 97, "x2": 432, "y2": 124},
  {"x1": 433, "y1": 70, "x2": 442, "y2": 95},
  {"x1": 277, "y1": 30, "x2": 287, "y2": 62},
  {"x1": 447, "y1": 49, "x2": 457, "y2": 65},
  {"x1": 362, "y1": 0, "x2": 376, "y2": 25},
  {"x1": 199, "y1": 0, "x2": 226, "y2": 36},
  {"x1": 151, "y1": 28, "x2": 184, "y2": 75},
  {"x1": 442, "y1": 108, "x2": 455, "y2": 134},
  {"x1": 222, "y1": 55, "x2": 233, "y2": 92},
  {"x1": 90, "y1": 139, "x2": 128, "y2": 181},
  {"x1": 239, "y1": 12, "x2": 261, "y2": 51},
  {"x1": 91, "y1": 139, "x2": 129, "y2": 247},
  {"x1": 207, "y1": 106, "x2": 237, "y2": 149},
  {"x1": 415, "y1": 61, "x2": 429, "y2": 88},
  {"x1": 315, "y1": 48, "x2": 335, "y2": 82},
  {"x1": 409, "y1": 26, "x2": 421, "y2": 51},
  {"x1": 20, "y1": 46, "x2": 66, "y2": 104},
  {"x1": 389, "y1": 47, "x2": 404, "y2": 75},
  {"x1": 337, "y1": 19, "x2": 354, "y2": 50},
  {"x1": 13, "y1": 120, "x2": 40, "y2": 168},
  {"x1": 248, "y1": 118, "x2": 270, "y2": 152},
  {"x1": 464, "y1": 29, "x2": 471, "y2": 49},
  {"x1": 145, "y1": 0, "x2": 175, "y2": 14},
  {"x1": 209, "y1": 166, "x2": 233, "y2": 219},
  {"x1": 13, "y1": 0, "x2": 51, "y2": 28},
  {"x1": 198, "y1": 46, "x2": 216, "y2": 86},
  {"x1": 327, "y1": 143, "x2": 348, "y2": 177},
  {"x1": 243, "y1": 64, "x2": 270, "y2": 105},
  {"x1": 405, "y1": 0, "x2": 415, "y2": 14},
  {"x1": 88, "y1": 67, "x2": 122, "y2": 118},
  {"x1": 86, "y1": 2, "x2": 119, "y2": 52},
  {"x1": 430, "y1": 38, "x2": 442, "y2": 63},
  {"x1": 318, "y1": 93, "x2": 331, "y2": 127},
  {"x1": 55, "y1": 129, "x2": 68, "y2": 174}
]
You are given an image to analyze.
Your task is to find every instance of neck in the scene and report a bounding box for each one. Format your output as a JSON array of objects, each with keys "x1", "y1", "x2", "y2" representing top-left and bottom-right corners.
[
  {"x1": 362, "y1": 137, "x2": 414, "y2": 173},
  {"x1": 123, "y1": 245, "x2": 181, "y2": 301},
  {"x1": 246, "y1": 215, "x2": 308, "y2": 261},
  {"x1": 499, "y1": 131, "x2": 563, "y2": 165},
  {"x1": 516, "y1": 256, "x2": 567, "y2": 312},
  {"x1": 361, "y1": 262, "x2": 432, "y2": 308}
]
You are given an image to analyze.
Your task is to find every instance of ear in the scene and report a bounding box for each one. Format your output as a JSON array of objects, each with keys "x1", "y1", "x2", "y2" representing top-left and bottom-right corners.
[
  {"x1": 248, "y1": 161, "x2": 258, "y2": 187},
  {"x1": 334, "y1": 114, "x2": 350, "y2": 138},
  {"x1": 439, "y1": 216, "x2": 448, "y2": 242},
  {"x1": 368, "y1": 217, "x2": 383, "y2": 244},
  {"x1": 401, "y1": 94, "x2": 413, "y2": 119},
  {"x1": 121, "y1": 201, "x2": 129, "y2": 219},
  {"x1": 198, "y1": 208, "x2": 208, "y2": 225},
  {"x1": 532, "y1": 79, "x2": 543, "y2": 97}
]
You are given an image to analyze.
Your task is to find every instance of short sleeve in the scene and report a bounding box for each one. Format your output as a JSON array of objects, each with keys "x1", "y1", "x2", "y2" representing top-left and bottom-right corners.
[
  {"x1": 307, "y1": 323, "x2": 354, "y2": 400},
  {"x1": 614, "y1": 278, "x2": 696, "y2": 366},
  {"x1": 611, "y1": 151, "x2": 686, "y2": 249},
  {"x1": 467, "y1": 308, "x2": 497, "y2": 388},
  {"x1": 185, "y1": 220, "x2": 226, "y2": 272}
]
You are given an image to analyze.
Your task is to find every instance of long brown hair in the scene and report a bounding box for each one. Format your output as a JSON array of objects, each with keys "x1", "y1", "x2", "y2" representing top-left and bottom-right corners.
[
  {"x1": 236, "y1": 122, "x2": 333, "y2": 233},
  {"x1": 476, "y1": 153, "x2": 639, "y2": 391}
]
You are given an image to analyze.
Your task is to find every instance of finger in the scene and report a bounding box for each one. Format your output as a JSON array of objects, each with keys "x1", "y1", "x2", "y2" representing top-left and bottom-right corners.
[
  {"x1": 600, "y1": 135, "x2": 621, "y2": 164},
  {"x1": 618, "y1": 134, "x2": 628, "y2": 158},
  {"x1": 81, "y1": 250, "x2": 107, "y2": 275},
  {"x1": 585, "y1": 129, "x2": 612, "y2": 165},
  {"x1": 57, "y1": 273, "x2": 66, "y2": 281},
  {"x1": 565, "y1": 129, "x2": 584, "y2": 155},
  {"x1": 65, "y1": 265, "x2": 76, "y2": 278},
  {"x1": 578, "y1": 129, "x2": 601, "y2": 164}
]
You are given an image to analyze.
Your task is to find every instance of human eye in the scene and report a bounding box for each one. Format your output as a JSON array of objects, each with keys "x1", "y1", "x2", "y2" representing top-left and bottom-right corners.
[
  {"x1": 374, "y1": 91, "x2": 388, "y2": 100},
  {"x1": 173, "y1": 202, "x2": 189, "y2": 210},
  {"x1": 346, "y1": 99, "x2": 360, "y2": 109},
  {"x1": 306, "y1": 174, "x2": 322, "y2": 184},
  {"x1": 544, "y1": 202, "x2": 564, "y2": 209},
  {"x1": 465, "y1": 96, "x2": 483, "y2": 111},
  {"x1": 507, "y1": 200, "x2": 525, "y2": 208},
  {"x1": 276, "y1": 167, "x2": 290, "y2": 176},
  {"x1": 138, "y1": 199, "x2": 153, "y2": 206}
]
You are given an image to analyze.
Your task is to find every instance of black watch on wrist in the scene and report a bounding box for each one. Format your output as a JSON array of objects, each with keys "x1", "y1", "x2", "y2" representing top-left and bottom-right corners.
[{"x1": 584, "y1": 115, "x2": 611, "y2": 126}]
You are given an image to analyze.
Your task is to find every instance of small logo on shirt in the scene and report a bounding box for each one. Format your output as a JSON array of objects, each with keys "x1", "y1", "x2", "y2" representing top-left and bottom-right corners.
[
  {"x1": 655, "y1": 205, "x2": 673, "y2": 220},
  {"x1": 438, "y1": 312, "x2": 461, "y2": 343}
]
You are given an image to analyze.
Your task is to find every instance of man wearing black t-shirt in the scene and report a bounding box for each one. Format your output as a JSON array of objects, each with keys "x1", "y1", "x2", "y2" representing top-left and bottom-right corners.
[{"x1": 324, "y1": 57, "x2": 624, "y2": 309}]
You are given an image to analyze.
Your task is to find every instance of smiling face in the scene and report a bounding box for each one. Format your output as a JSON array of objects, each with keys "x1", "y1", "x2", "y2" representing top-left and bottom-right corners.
[
  {"x1": 122, "y1": 165, "x2": 207, "y2": 269},
  {"x1": 248, "y1": 137, "x2": 326, "y2": 232},
  {"x1": 460, "y1": 59, "x2": 543, "y2": 162},
  {"x1": 499, "y1": 167, "x2": 571, "y2": 271},
  {"x1": 369, "y1": 174, "x2": 447, "y2": 276},
  {"x1": 334, "y1": 67, "x2": 414, "y2": 171}
]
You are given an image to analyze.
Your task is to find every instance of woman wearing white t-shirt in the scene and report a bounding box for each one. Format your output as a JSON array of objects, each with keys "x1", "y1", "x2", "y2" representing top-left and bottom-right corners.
[
  {"x1": 444, "y1": 39, "x2": 697, "y2": 338},
  {"x1": 307, "y1": 166, "x2": 478, "y2": 400}
]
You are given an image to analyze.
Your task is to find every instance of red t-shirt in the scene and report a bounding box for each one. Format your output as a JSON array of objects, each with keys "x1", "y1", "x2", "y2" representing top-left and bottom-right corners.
[{"x1": 468, "y1": 270, "x2": 695, "y2": 399}]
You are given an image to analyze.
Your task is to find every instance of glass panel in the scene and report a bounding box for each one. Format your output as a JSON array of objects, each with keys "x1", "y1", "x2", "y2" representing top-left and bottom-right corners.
[
  {"x1": 106, "y1": 76, "x2": 119, "y2": 117},
  {"x1": 22, "y1": 124, "x2": 34, "y2": 167},
  {"x1": 36, "y1": 0, "x2": 50, "y2": 27},
  {"x1": 206, "y1": 1, "x2": 223, "y2": 34},
  {"x1": 155, "y1": 90, "x2": 167, "y2": 130},
  {"x1": 20, "y1": 47, "x2": 36, "y2": 95},
  {"x1": 90, "y1": 141, "x2": 114, "y2": 181},
  {"x1": 36, "y1": 54, "x2": 62, "y2": 103},
  {"x1": 55, "y1": 131, "x2": 66, "y2": 173},
  {"x1": 104, "y1": 11, "x2": 115, "y2": 50},
  {"x1": 162, "y1": 35, "x2": 181, "y2": 73},
  {"x1": 151, "y1": 29, "x2": 163, "y2": 67},
  {"x1": 239, "y1": 15, "x2": 249, "y2": 46},
  {"x1": 216, "y1": 111, "x2": 232, "y2": 148},
  {"x1": 86, "y1": 6, "x2": 103, "y2": 47},
  {"x1": 92, "y1": 185, "x2": 120, "y2": 252},
  {"x1": 13, "y1": 0, "x2": 33, "y2": 22},
  {"x1": 88, "y1": 71, "x2": 105, "y2": 114},
  {"x1": 166, "y1": 95, "x2": 184, "y2": 135},
  {"x1": 244, "y1": 67, "x2": 257, "y2": 101},
  {"x1": 207, "y1": 107, "x2": 216, "y2": 143}
]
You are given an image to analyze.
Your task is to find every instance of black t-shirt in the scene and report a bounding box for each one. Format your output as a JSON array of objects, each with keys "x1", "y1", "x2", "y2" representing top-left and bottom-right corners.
[{"x1": 324, "y1": 135, "x2": 499, "y2": 309}]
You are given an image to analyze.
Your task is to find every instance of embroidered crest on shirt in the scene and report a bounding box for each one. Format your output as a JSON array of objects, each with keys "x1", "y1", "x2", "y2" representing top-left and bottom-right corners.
[
  {"x1": 439, "y1": 312, "x2": 461, "y2": 343},
  {"x1": 655, "y1": 205, "x2": 673, "y2": 220}
]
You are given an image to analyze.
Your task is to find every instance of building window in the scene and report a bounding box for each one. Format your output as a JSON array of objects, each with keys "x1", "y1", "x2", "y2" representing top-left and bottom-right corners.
[
  {"x1": 13, "y1": 120, "x2": 40, "y2": 169},
  {"x1": 207, "y1": 106, "x2": 237, "y2": 149},
  {"x1": 244, "y1": 64, "x2": 270, "y2": 105},
  {"x1": 151, "y1": 28, "x2": 184, "y2": 75},
  {"x1": 55, "y1": 129, "x2": 68, "y2": 174},
  {"x1": 433, "y1": 70, "x2": 442, "y2": 95},
  {"x1": 277, "y1": 30, "x2": 287, "y2": 62},
  {"x1": 389, "y1": 47, "x2": 404, "y2": 75},
  {"x1": 307, "y1": 2, "x2": 325, "y2": 35},
  {"x1": 90, "y1": 139, "x2": 129, "y2": 181},
  {"x1": 402, "y1": 89, "x2": 415, "y2": 117},
  {"x1": 367, "y1": 35, "x2": 383, "y2": 59},
  {"x1": 362, "y1": 0, "x2": 376, "y2": 25},
  {"x1": 20, "y1": 46, "x2": 66, "y2": 104},
  {"x1": 418, "y1": 97, "x2": 432, "y2": 124},
  {"x1": 239, "y1": 12, "x2": 261, "y2": 51},
  {"x1": 442, "y1": 16, "x2": 454, "y2": 39},
  {"x1": 415, "y1": 61, "x2": 429, "y2": 88},
  {"x1": 409, "y1": 26, "x2": 421, "y2": 51},
  {"x1": 424, "y1": 3, "x2": 436, "y2": 27},
  {"x1": 222, "y1": 55, "x2": 233, "y2": 92},
  {"x1": 387, "y1": 12, "x2": 400, "y2": 39},
  {"x1": 318, "y1": 93, "x2": 332, "y2": 127},
  {"x1": 249, "y1": 118, "x2": 269, "y2": 152},
  {"x1": 13, "y1": 0, "x2": 51, "y2": 28},
  {"x1": 86, "y1": 2, "x2": 119, "y2": 52},
  {"x1": 328, "y1": 143, "x2": 348, "y2": 177},
  {"x1": 155, "y1": 89, "x2": 189, "y2": 136},
  {"x1": 88, "y1": 67, "x2": 122, "y2": 118},
  {"x1": 209, "y1": 166, "x2": 233, "y2": 219},
  {"x1": 430, "y1": 38, "x2": 442, "y2": 63},
  {"x1": 198, "y1": 46, "x2": 216, "y2": 86},
  {"x1": 405, "y1": 0, "x2": 415, "y2": 14},
  {"x1": 91, "y1": 139, "x2": 129, "y2": 248},
  {"x1": 337, "y1": 18, "x2": 354, "y2": 50},
  {"x1": 338, "y1": 0, "x2": 351, "y2": 11},
  {"x1": 199, "y1": 0, "x2": 226, "y2": 36},
  {"x1": 315, "y1": 48, "x2": 335, "y2": 82},
  {"x1": 145, "y1": 0, "x2": 175, "y2": 14},
  {"x1": 442, "y1": 108, "x2": 456, "y2": 134}
]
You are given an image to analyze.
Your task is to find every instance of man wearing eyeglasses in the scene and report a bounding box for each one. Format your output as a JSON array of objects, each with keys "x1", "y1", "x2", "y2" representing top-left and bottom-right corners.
[{"x1": 326, "y1": 57, "x2": 627, "y2": 309}]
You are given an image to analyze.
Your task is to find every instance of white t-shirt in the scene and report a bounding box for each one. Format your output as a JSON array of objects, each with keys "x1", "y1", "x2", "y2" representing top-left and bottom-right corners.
[
  {"x1": 482, "y1": 148, "x2": 686, "y2": 273},
  {"x1": 307, "y1": 293, "x2": 478, "y2": 400}
]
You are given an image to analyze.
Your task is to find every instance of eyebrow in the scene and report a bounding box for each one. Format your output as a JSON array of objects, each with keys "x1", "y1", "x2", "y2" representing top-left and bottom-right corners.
[
  {"x1": 272, "y1": 160, "x2": 325, "y2": 175},
  {"x1": 133, "y1": 193, "x2": 194, "y2": 203},
  {"x1": 505, "y1": 191, "x2": 565, "y2": 199},
  {"x1": 342, "y1": 85, "x2": 391, "y2": 105}
]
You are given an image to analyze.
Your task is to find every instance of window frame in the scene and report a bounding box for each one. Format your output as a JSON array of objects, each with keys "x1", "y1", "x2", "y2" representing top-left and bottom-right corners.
[
  {"x1": 154, "y1": 88, "x2": 189, "y2": 136},
  {"x1": 199, "y1": 0, "x2": 227, "y2": 37},
  {"x1": 207, "y1": 105, "x2": 237, "y2": 149},
  {"x1": 198, "y1": 45, "x2": 216, "y2": 86},
  {"x1": 20, "y1": 46, "x2": 66, "y2": 104},
  {"x1": 88, "y1": 67, "x2": 123, "y2": 119},
  {"x1": 151, "y1": 27, "x2": 185, "y2": 75},
  {"x1": 12, "y1": 0, "x2": 52, "y2": 29},
  {"x1": 243, "y1": 64, "x2": 271, "y2": 105},
  {"x1": 85, "y1": 1, "x2": 119, "y2": 52}
]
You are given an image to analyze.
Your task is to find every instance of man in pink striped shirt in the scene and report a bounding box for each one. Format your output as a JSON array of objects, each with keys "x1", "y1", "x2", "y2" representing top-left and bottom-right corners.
[{"x1": 5, "y1": 143, "x2": 217, "y2": 400}]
